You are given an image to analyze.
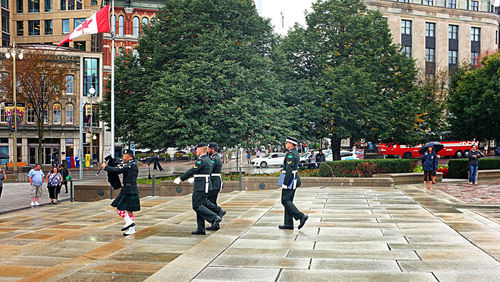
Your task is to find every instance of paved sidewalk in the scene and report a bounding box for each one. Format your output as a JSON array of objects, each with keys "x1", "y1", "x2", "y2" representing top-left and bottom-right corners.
[
  {"x1": 0, "y1": 184, "x2": 499, "y2": 281},
  {"x1": 433, "y1": 180, "x2": 500, "y2": 204}
]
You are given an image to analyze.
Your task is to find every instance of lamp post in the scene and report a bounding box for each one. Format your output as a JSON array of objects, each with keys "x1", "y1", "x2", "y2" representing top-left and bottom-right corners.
[
  {"x1": 5, "y1": 43, "x2": 23, "y2": 173},
  {"x1": 89, "y1": 86, "x2": 95, "y2": 168}
]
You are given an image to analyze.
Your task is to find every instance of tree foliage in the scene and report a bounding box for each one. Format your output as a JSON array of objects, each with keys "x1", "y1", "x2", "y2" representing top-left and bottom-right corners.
[
  {"x1": 1, "y1": 49, "x2": 67, "y2": 164},
  {"x1": 448, "y1": 53, "x2": 500, "y2": 141},
  {"x1": 104, "y1": 0, "x2": 289, "y2": 150},
  {"x1": 278, "y1": 0, "x2": 431, "y2": 159}
]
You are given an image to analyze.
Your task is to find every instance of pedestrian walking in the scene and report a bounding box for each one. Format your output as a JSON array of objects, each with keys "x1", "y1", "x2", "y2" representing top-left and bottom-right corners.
[
  {"x1": 246, "y1": 149, "x2": 251, "y2": 165},
  {"x1": 0, "y1": 168, "x2": 6, "y2": 199},
  {"x1": 308, "y1": 151, "x2": 316, "y2": 169},
  {"x1": 316, "y1": 149, "x2": 326, "y2": 167},
  {"x1": 28, "y1": 164, "x2": 44, "y2": 207},
  {"x1": 468, "y1": 144, "x2": 483, "y2": 185},
  {"x1": 421, "y1": 146, "x2": 438, "y2": 190},
  {"x1": 102, "y1": 149, "x2": 140, "y2": 236},
  {"x1": 206, "y1": 143, "x2": 226, "y2": 231},
  {"x1": 174, "y1": 143, "x2": 222, "y2": 235},
  {"x1": 58, "y1": 164, "x2": 70, "y2": 194},
  {"x1": 46, "y1": 167, "x2": 62, "y2": 204},
  {"x1": 279, "y1": 136, "x2": 308, "y2": 230}
]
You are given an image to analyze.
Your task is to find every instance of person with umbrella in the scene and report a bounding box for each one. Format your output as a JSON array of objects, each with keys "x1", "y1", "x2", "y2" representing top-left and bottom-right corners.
[{"x1": 420, "y1": 144, "x2": 439, "y2": 190}]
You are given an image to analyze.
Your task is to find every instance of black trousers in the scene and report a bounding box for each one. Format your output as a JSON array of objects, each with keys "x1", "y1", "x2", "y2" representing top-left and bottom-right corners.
[
  {"x1": 48, "y1": 185, "x2": 57, "y2": 199},
  {"x1": 61, "y1": 181, "x2": 68, "y2": 193},
  {"x1": 192, "y1": 191, "x2": 218, "y2": 231},
  {"x1": 281, "y1": 188, "x2": 304, "y2": 226},
  {"x1": 207, "y1": 190, "x2": 220, "y2": 206}
]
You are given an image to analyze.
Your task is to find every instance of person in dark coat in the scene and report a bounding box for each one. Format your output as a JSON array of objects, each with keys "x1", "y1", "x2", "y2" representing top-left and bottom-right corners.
[
  {"x1": 468, "y1": 144, "x2": 483, "y2": 184},
  {"x1": 279, "y1": 136, "x2": 308, "y2": 230},
  {"x1": 421, "y1": 146, "x2": 438, "y2": 190},
  {"x1": 316, "y1": 149, "x2": 326, "y2": 167},
  {"x1": 58, "y1": 164, "x2": 70, "y2": 193},
  {"x1": 101, "y1": 149, "x2": 139, "y2": 236},
  {"x1": 153, "y1": 154, "x2": 164, "y2": 171},
  {"x1": 174, "y1": 143, "x2": 222, "y2": 235},
  {"x1": 205, "y1": 143, "x2": 226, "y2": 231}
]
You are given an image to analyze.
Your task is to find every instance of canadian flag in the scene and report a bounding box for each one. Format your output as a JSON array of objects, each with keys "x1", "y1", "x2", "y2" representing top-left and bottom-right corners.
[{"x1": 58, "y1": 4, "x2": 110, "y2": 47}]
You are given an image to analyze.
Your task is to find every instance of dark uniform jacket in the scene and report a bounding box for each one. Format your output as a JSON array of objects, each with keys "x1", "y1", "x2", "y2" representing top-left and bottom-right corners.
[
  {"x1": 210, "y1": 153, "x2": 223, "y2": 191},
  {"x1": 180, "y1": 154, "x2": 213, "y2": 192},
  {"x1": 105, "y1": 159, "x2": 138, "y2": 195},
  {"x1": 283, "y1": 148, "x2": 301, "y2": 188}
]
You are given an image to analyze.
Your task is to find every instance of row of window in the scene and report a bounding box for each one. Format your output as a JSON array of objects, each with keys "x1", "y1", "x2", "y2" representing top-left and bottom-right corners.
[
  {"x1": 111, "y1": 15, "x2": 150, "y2": 38},
  {"x1": 0, "y1": 103, "x2": 74, "y2": 124},
  {"x1": 396, "y1": 0, "x2": 480, "y2": 11},
  {"x1": 401, "y1": 20, "x2": 481, "y2": 42},
  {"x1": 10, "y1": 0, "x2": 98, "y2": 13},
  {"x1": 11, "y1": 17, "x2": 151, "y2": 40}
]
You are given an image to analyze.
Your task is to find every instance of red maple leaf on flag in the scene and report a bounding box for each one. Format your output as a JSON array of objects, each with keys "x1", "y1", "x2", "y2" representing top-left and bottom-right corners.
[{"x1": 76, "y1": 18, "x2": 93, "y2": 32}]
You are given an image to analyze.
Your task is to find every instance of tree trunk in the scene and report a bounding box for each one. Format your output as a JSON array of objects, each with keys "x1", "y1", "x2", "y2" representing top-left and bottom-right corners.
[
  {"x1": 37, "y1": 121, "x2": 44, "y2": 166},
  {"x1": 331, "y1": 134, "x2": 342, "y2": 161}
]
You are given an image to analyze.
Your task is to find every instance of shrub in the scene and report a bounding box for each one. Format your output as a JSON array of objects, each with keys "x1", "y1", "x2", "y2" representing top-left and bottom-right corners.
[
  {"x1": 437, "y1": 166, "x2": 449, "y2": 178},
  {"x1": 448, "y1": 158, "x2": 500, "y2": 178},
  {"x1": 318, "y1": 159, "x2": 415, "y2": 177}
]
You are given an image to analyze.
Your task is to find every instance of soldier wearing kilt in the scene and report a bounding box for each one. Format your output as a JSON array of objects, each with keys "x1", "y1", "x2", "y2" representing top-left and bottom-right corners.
[{"x1": 101, "y1": 149, "x2": 140, "y2": 236}]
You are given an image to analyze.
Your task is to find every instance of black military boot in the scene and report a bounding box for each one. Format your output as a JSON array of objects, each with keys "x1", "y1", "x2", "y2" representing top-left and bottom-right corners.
[
  {"x1": 191, "y1": 230, "x2": 206, "y2": 235},
  {"x1": 278, "y1": 225, "x2": 294, "y2": 230}
]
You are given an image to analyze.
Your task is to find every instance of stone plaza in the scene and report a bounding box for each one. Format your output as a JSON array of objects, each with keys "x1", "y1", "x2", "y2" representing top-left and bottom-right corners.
[{"x1": 0, "y1": 181, "x2": 499, "y2": 281}]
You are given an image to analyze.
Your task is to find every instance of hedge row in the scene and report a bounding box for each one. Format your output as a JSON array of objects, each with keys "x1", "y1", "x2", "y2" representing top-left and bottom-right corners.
[
  {"x1": 318, "y1": 159, "x2": 415, "y2": 177},
  {"x1": 448, "y1": 158, "x2": 500, "y2": 178}
]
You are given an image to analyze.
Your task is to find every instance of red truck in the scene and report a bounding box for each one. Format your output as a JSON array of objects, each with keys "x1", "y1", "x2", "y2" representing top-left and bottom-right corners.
[{"x1": 378, "y1": 141, "x2": 479, "y2": 159}]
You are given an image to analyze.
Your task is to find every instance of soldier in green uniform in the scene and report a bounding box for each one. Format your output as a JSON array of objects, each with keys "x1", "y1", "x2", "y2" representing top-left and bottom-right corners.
[
  {"x1": 206, "y1": 143, "x2": 226, "y2": 231},
  {"x1": 174, "y1": 143, "x2": 222, "y2": 235},
  {"x1": 101, "y1": 149, "x2": 140, "y2": 236},
  {"x1": 279, "y1": 136, "x2": 309, "y2": 230}
]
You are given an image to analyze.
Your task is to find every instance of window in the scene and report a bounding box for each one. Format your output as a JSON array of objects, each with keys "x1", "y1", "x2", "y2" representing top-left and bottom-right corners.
[
  {"x1": 74, "y1": 41, "x2": 85, "y2": 51},
  {"x1": 118, "y1": 16, "x2": 124, "y2": 37},
  {"x1": 425, "y1": 48, "x2": 435, "y2": 63},
  {"x1": 28, "y1": 20, "x2": 40, "y2": 35},
  {"x1": 118, "y1": 47, "x2": 125, "y2": 56},
  {"x1": 425, "y1": 22, "x2": 435, "y2": 37},
  {"x1": 142, "y1": 17, "x2": 148, "y2": 29},
  {"x1": 60, "y1": 0, "x2": 65, "y2": 10},
  {"x1": 74, "y1": 18, "x2": 85, "y2": 29},
  {"x1": 402, "y1": 46, "x2": 411, "y2": 57},
  {"x1": 65, "y1": 75, "x2": 74, "y2": 94},
  {"x1": 0, "y1": 73, "x2": 7, "y2": 93},
  {"x1": 53, "y1": 104, "x2": 61, "y2": 124},
  {"x1": 45, "y1": 0, "x2": 52, "y2": 11},
  {"x1": 1, "y1": 0, "x2": 7, "y2": 8},
  {"x1": 42, "y1": 108, "x2": 48, "y2": 124},
  {"x1": 62, "y1": 19, "x2": 69, "y2": 34},
  {"x1": 471, "y1": 27, "x2": 480, "y2": 42},
  {"x1": 83, "y1": 58, "x2": 99, "y2": 97},
  {"x1": 65, "y1": 104, "x2": 73, "y2": 124},
  {"x1": 398, "y1": 0, "x2": 410, "y2": 2},
  {"x1": 27, "y1": 105, "x2": 35, "y2": 123},
  {"x1": 401, "y1": 20, "x2": 411, "y2": 35},
  {"x1": 44, "y1": 20, "x2": 52, "y2": 35},
  {"x1": 67, "y1": 0, "x2": 74, "y2": 10},
  {"x1": 425, "y1": 0, "x2": 433, "y2": 5},
  {"x1": 471, "y1": 1, "x2": 479, "y2": 11},
  {"x1": 28, "y1": 0, "x2": 40, "y2": 12},
  {"x1": 76, "y1": 0, "x2": 81, "y2": 9},
  {"x1": 133, "y1": 49, "x2": 139, "y2": 57},
  {"x1": 133, "y1": 17, "x2": 140, "y2": 37},
  {"x1": 2, "y1": 15, "x2": 9, "y2": 33},
  {"x1": 91, "y1": 0, "x2": 97, "y2": 5},
  {"x1": 449, "y1": 25, "x2": 458, "y2": 40},
  {"x1": 16, "y1": 0, "x2": 23, "y2": 12},
  {"x1": 0, "y1": 103, "x2": 5, "y2": 123},
  {"x1": 17, "y1": 21, "x2": 24, "y2": 36},
  {"x1": 471, "y1": 51, "x2": 479, "y2": 65},
  {"x1": 448, "y1": 0, "x2": 456, "y2": 8},
  {"x1": 449, "y1": 50, "x2": 457, "y2": 65}
]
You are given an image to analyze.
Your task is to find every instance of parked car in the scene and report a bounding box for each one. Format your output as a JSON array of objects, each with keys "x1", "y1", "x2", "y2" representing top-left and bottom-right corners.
[
  {"x1": 495, "y1": 146, "x2": 500, "y2": 156},
  {"x1": 251, "y1": 153, "x2": 286, "y2": 168},
  {"x1": 340, "y1": 151, "x2": 359, "y2": 160}
]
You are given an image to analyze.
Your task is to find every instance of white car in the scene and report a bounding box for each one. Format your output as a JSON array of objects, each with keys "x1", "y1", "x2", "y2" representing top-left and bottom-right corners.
[
  {"x1": 251, "y1": 153, "x2": 286, "y2": 168},
  {"x1": 340, "y1": 150, "x2": 359, "y2": 160}
]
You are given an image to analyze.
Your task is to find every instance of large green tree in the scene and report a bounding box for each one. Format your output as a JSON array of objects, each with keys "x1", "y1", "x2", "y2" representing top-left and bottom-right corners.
[
  {"x1": 116, "y1": 0, "x2": 288, "y2": 149},
  {"x1": 448, "y1": 53, "x2": 500, "y2": 141},
  {"x1": 278, "y1": 0, "x2": 432, "y2": 159}
]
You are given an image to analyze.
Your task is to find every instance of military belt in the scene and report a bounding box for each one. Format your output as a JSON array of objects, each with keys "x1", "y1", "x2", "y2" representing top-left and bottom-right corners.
[
  {"x1": 281, "y1": 170, "x2": 298, "y2": 189},
  {"x1": 211, "y1": 173, "x2": 223, "y2": 190},
  {"x1": 194, "y1": 174, "x2": 210, "y2": 193}
]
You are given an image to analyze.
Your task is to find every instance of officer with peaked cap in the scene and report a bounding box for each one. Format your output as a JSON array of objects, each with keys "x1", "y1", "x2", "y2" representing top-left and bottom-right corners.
[
  {"x1": 205, "y1": 143, "x2": 226, "y2": 231},
  {"x1": 279, "y1": 136, "x2": 309, "y2": 230},
  {"x1": 174, "y1": 143, "x2": 222, "y2": 235}
]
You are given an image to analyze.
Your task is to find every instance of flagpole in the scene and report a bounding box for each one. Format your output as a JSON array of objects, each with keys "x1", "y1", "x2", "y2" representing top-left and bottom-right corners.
[{"x1": 111, "y1": 0, "x2": 115, "y2": 158}]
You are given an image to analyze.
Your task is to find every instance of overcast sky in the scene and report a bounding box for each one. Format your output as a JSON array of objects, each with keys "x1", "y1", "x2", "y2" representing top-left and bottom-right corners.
[{"x1": 254, "y1": 0, "x2": 316, "y2": 35}]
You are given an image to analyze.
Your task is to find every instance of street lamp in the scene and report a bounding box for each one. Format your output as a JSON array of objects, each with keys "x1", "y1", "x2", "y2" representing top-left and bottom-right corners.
[
  {"x1": 5, "y1": 43, "x2": 23, "y2": 173},
  {"x1": 89, "y1": 86, "x2": 95, "y2": 168}
]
